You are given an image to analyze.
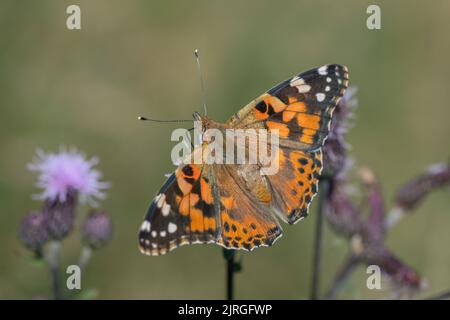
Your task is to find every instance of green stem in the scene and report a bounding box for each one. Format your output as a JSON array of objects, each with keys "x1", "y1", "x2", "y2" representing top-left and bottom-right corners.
[
  {"x1": 78, "y1": 246, "x2": 93, "y2": 271},
  {"x1": 46, "y1": 241, "x2": 61, "y2": 300}
]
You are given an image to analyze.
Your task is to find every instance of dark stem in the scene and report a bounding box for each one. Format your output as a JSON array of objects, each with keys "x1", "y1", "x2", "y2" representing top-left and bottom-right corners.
[
  {"x1": 310, "y1": 178, "x2": 330, "y2": 300},
  {"x1": 223, "y1": 249, "x2": 236, "y2": 300},
  {"x1": 324, "y1": 254, "x2": 360, "y2": 300}
]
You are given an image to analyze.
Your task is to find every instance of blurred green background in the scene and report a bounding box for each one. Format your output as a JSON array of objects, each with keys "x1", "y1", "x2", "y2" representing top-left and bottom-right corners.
[{"x1": 0, "y1": 0, "x2": 449, "y2": 299}]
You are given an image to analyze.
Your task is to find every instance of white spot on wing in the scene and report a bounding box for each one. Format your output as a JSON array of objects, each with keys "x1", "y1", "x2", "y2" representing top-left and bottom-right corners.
[
  {"x1": 296, "y1": 84, "x2": 311, "y2": 93},
  {"x1": 168, "y1": 222, "x2": 177, "y2": 234},
  {"x1": 162, "y1": 203, "x2": 171, "y2": 216},
  {"x1": 156, "y1": 194, "x2": 166, "y2": 208},
  {"x1": 160, "y1": 231, "x2": 167, "y2": 237},
  {"x1": 140, "y1": 221, "x2": 151, "y2": 232},
  {"x1": 318, "y1": 65, "x2": 328, "y2": 75},
  {"x1": 316, "y1": 93, "x2": 325, "y2": 102},
  {"x1": 290, "y1": 77, "x2": 311, "y2": 93},
  {"x1": 151, "y1": 231, "x2": 157, "y2": 237},
  {"x1": 290, "y1": 77, "x2": 304, "y2": 86}
]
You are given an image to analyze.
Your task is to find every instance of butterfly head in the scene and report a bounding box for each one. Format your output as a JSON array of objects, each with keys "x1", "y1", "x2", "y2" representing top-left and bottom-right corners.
[{"x1": 193, "y1": 111, "x2": 222, "y2": 129}]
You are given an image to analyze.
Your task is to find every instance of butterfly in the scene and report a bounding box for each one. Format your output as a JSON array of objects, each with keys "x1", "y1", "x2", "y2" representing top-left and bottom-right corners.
[{"x1": 139, "y1": 64, "x2": 349, "y2": 255}]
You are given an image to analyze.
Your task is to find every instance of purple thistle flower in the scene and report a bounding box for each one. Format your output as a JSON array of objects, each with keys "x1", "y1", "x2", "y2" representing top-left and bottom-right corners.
[
  {"x1": 81, "y1": 211, "x2": 113, "y2": 249},
  {"x1": 28, "y1": 147, "x2": 110, "y2": 205},
  {"x1": 18, "y1": 211, "x2": 50, "y2": 252}
]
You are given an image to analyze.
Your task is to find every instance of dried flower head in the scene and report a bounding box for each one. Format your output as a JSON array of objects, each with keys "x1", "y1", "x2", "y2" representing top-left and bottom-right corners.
[
  {"x1": 365, "y1": 247, "x2": 424, "y2": 292},
  {"x1": 322, "y1": 86, "x2": 358, "y2": 177},
  {"x1": 395, "y1": 162, "x2": 450, "y2": 212},
  {"x1": 18, "y1": 211, "x2": 50, "y2": 252},
  {"x1": 81, "y1": 211, "x2": 113, "y2": 249},
  {"x1": 28, "y1": 147, "x2": 110, "y2": 205}
]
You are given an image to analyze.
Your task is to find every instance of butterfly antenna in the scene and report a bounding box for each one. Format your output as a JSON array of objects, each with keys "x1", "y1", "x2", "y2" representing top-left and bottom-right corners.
[
  {"x1": 138, "y1": 116, "x2": 192, "y2": 123},
  {"x1": 194, "y1": 49, "x2": 208, "y2": 116}
]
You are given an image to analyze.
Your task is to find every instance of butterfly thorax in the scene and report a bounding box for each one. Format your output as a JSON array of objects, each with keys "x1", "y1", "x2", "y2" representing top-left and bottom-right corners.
[{"x1": 193, "y1": 113, "x2": 272, "y2": 206}]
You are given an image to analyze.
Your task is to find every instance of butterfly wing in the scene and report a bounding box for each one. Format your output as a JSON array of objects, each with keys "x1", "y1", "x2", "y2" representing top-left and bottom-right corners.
[
  {"x1": 227, "y1": 64, "x2": 348, "y2": 224},
  {"x1": 227, "y1": 64, "x2": 348, "y2": 151},
  {"x1": 139, "y1": 149, "x2": 282, "y2": 255},
  {"x1": 266, "y1": 148, "x2": 323, "y2": 224},
  {"x1": 139, "y1": 146, "x2": 220, "y2": 255},
  {"x1": 213, "y1": 163, "x2": 282, "y2": 251}
]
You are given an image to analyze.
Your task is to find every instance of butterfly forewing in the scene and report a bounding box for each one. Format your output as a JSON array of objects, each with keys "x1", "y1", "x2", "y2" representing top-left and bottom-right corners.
[{"x1": 227, "y1": 64, "x2": 349, "y2": 151}]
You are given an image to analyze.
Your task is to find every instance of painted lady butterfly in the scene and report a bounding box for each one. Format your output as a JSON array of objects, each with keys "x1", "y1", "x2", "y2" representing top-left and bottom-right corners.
[{"x1": 139, "y1": 64, "x2": 349, "y2": 255}]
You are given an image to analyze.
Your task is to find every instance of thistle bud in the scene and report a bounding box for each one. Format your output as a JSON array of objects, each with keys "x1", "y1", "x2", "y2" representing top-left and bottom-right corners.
[
  {"x1": 18, "y1": 211, "x2": 49, "y2": 252},
  {"x1": 81, "y1": 211, "x2": 113, "y2": 249}
]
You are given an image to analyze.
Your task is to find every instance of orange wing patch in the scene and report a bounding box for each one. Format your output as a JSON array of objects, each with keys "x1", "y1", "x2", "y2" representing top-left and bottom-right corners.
[
  {"x1": 266, "y1": 121, "x2": 290, "y2": 137},
  {"x1": 200, "y1": 177, "x2": 214, "y2": 205},
  {"x1": 266, "y1": 149, "x2": 322, "y2": 224}
]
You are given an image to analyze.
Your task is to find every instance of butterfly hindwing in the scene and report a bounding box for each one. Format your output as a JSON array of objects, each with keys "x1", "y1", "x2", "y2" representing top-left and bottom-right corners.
[
  {"x1": 266, "y1": 149, "x2": 322, "y2": 224},
  {"x1": 214, "y1": 163, "x2": 282, "y2": 251}
]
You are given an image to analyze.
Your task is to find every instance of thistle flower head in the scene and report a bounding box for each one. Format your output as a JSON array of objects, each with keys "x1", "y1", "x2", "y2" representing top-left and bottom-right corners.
[
  {"x1": 365, "y1": 247, "x2": 424, "y2": 292},
  {"x1": 395, "y1": 162, "x2": 450, "y2": 212},
  {"x1": 81, "y1": 211, "x2": 113, "y2": 249},
  {"x1": 18, "y1": 211, "x2": 50, "y2": 252},
  {"x1": 28, "y1": 147, "x2": 110, "y2": 205}
]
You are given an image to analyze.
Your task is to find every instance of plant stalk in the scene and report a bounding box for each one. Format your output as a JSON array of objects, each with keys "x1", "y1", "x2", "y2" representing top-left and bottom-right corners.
[
  {"x1": 46, "y1": 241, "x2": 62, "y2": 300},
  {"x1": 310, "y1": 178, "x2": 330, "y2": 300},
  {"x1": 223, "y1": 249, "x2": 236, "y2": 300}
]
